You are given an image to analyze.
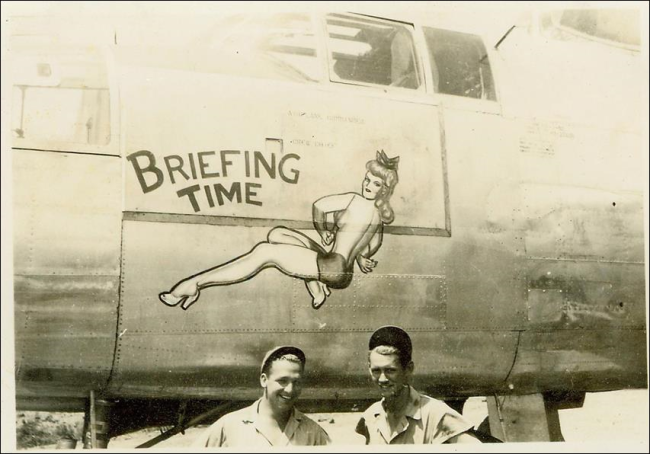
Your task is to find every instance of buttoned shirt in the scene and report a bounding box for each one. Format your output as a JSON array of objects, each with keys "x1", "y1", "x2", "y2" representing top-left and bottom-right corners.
[
  {"x1": 193, "y1": 399, "x2": 331, "y2": 447},
  {"x1": 356, "y1": 386, "x2": 474, "y2": 444}
]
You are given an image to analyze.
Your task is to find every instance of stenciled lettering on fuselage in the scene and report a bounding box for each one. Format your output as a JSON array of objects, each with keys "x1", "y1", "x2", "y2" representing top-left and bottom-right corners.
[{"x1": 126, "y1": 149, "x2": 301, "y2": 212}]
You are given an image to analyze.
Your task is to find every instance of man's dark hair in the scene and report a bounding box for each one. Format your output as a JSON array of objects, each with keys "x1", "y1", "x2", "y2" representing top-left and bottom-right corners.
[{"x1": 368, "y1": 326, "x2": 413, "y2": 368}]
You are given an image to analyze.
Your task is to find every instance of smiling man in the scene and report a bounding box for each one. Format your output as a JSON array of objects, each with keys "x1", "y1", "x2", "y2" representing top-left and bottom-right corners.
[
  {"x1": 194, "y1": 346, "x2": 331, "y2": 447},
  {"x1": 356, "y1": 326, "x2": 480, "y2": 445}
]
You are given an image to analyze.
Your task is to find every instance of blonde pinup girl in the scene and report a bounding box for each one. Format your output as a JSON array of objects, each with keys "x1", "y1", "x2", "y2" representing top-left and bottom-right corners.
[{"x1": 159, "y1": 150, "x2": 399, "y2": 310}]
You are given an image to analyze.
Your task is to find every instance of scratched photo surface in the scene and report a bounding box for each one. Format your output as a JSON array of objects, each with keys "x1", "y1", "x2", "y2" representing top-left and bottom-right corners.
[{"x1": 2, "y1": 2, "x2": 648, "y2": 452}]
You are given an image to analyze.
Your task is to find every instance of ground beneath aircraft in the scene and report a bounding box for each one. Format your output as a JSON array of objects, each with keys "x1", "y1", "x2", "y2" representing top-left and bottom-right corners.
[{"x1": 17, "y1": 389, "x2": 649, "y2": 449}]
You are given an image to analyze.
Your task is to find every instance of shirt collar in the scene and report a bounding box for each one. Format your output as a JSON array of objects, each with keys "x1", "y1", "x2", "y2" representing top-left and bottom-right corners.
[
  {"x1": 283, "y1": 407, "x2": 303, "y2": 441},
  {"x1": 243, "y1": 399, "x2": 304, "y2": 446},
  {"x1": 371, "y1": 386, "x2": 422, "y2": 443},
  {"x1": 404, "y1": 386, "x2": 422, "y2": 420},
  {"x1": 373, "y1": 386, "x2": 422, "y2": 421},
  {"x1": 241, "y1": 400, "x2": 259, "y2": 424}
]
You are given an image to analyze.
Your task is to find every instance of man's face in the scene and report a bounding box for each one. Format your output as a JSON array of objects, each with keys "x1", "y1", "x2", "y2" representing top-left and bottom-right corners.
[
  {"x1": 261, "y1": 359, "x2": 304, "y2": 411},
  {"x1": 362, "y1": 172, "x2": 384, "y2": 200},
  {"x1": 368, "y1": 350, "x2": 412, "y2": 399}
]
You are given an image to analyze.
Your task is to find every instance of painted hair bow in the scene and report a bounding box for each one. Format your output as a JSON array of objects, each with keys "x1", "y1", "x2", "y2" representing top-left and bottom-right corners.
[{"x1": 376, "y1": 150, "x2": 400, "y2": 171}]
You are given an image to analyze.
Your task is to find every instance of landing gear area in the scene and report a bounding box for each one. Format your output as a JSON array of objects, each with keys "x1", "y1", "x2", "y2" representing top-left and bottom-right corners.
[
  {"x1": 79, "y1": 394, "x2": 249, "y2": 449},
  {"x1": 58, "y1": 391, "x2": 588, "y2": 447},
  {"x1": 484, "y1": 392, "x2": 585, "y2": 442}
]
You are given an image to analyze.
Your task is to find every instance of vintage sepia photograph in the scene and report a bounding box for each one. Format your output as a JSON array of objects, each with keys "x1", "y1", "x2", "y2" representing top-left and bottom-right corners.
[{"x1": 1, "y1": 1, "x2": 648, "y2": 451}]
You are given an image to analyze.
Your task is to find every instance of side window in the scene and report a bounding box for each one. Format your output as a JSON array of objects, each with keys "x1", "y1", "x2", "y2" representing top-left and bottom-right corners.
[
  {"x1": 423, "y1": 27, "x2": 497, "y2": 101},
  {"x1": 326, "y1": 14, "x2": 421, "y2": 90},
  {"x1": 212, "y1": 13, "x2": 320, "y2": 83},
  {"x1": 12, "y1": 47, "x2": 111, "y2": 146},
  {"x1": 540, "y1": 9, "x2": 641, "y2": 50}
]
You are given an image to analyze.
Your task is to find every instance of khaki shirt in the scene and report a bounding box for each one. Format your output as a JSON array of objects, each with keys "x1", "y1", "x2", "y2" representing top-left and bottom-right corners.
[
  {"x1": 356, "y1": 386, "x2": 474, "y2": 444},
  {"x1": 193, "y1": 400, "x2": 331, "y2": 447}
]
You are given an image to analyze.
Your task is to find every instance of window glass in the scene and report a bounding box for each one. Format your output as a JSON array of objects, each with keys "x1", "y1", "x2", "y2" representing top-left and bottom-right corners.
[
  {"x1": 13, "y1": 86, "x2": 110, "y2": 145},
  {"x1": 423, "y1": 27, "x2": 496, "y2": 101},
  {"x1": 210, "y1": 13, "x2": 320, "y2": 82},
  {"x1": 559, "y1": 9, "x2": 640, "y2": 47},
  {"x1": 12, "y1": 47, "x2": 111, "y2": 145},
  {"x1": 326, "y1": 14, "x2": 421, "y2": 89}
]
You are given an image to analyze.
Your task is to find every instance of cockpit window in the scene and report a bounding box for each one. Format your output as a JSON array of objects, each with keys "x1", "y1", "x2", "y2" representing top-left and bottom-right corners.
[
  {"x1": 326, "y1": 14, "x2": 421, "y2": 90},
  {"x1": 207, "y1": 13, "x2": 321, "y2": 83},
  {"x1": 12, "y1": 46, "x2": 111, "y2": 146},
  {"x1": 423, "y1": 27, "x2": 497, "y2": 101}
]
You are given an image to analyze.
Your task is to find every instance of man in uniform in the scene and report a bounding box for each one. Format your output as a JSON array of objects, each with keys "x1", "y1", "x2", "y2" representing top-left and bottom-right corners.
[
  {"x1": 356, "y1": 326, "x2": 480, "y2": 444},
  {"x1": 194, "y1": 346, "x2": 331, "y2": 447}
]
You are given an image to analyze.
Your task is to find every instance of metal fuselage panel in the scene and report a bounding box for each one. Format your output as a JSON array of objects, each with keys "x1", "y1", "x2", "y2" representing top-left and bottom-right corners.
[
  {"x1": 105, "y1": 62, "x2": 645, "y2": 399},
  {"x1": 12, "y1": 25, "x2": 647, "y2": 404},
  {"x1": 14, "y1": 150, "x2": 122, "y2": 399},
  {"x1": 511, "y1": 118, "x2": 647, "y2": 392}
]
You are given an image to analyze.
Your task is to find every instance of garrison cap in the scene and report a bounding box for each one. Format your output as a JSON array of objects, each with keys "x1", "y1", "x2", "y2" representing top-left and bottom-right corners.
[
  {"x1": 261, "y1": 346, "x2": 306, "y2": 374},
  {"x1": 369, "y1": 326, "x2": 412, "y2": 362}
]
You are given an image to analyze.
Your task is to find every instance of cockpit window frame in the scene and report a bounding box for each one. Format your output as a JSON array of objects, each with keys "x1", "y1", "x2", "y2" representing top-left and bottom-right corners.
[
  {"x1": 422, "y1": 26, "x2": 498, "y2": 102},
  {"x1": 10, "y1": 44, "x2": 120, "y2": 157},
  {"x1": 322, "y1": 13, "x2": 427, "y2": 95}
]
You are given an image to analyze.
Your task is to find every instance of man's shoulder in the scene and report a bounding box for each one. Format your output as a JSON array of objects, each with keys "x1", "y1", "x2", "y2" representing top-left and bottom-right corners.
[
  {"x1": 295, "y1": 410, "x2": 328, "y2": 434},
  {"x1": 206, "y1": 404, "x2": 253, "y2": 430},
  {"x1": 360, "y1": 399, "x2": 383, "y2": 420},
  {"x1": 193, "y1": 405, "x2": 254, "y2": 448},
  {"x1": 414, "y1": 391, "x2": 457, "y2": 416},
  {"x1": 411, "y1": 389, "x2": 476, "y2": 444},
  {"x1": 221, "y1": 405, "x2": 253, "y2": 421},
  {"x1": 416, "y1": 391, "x2": 443, "y2": 405}
]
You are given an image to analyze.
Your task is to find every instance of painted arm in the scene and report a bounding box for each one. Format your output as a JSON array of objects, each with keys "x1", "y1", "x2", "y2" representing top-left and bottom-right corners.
[
  {"x1": 366, "y1": 224, "x2": 383, "y2": 258},
  {"x1": 312, "y1": 193, "x2": 355, "y2": 246},
  {"x1": 356, "y1": 224, "x2": 383, "y2": 274}
]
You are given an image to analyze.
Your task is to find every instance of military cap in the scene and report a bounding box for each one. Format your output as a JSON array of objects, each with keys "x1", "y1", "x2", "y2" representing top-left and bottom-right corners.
[
  {"x1": 261, "y1": 346, "x2": 306, "y2": 374},
  {"x1": 369, "y1": 326, "x2": 412, "y2": 362}
]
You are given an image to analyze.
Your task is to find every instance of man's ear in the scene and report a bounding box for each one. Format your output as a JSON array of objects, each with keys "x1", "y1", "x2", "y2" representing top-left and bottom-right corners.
[
  {"x1": 406, "y1": 361, "x2": 415, "y2": 375},
  {"x1": 260, "y1": 373, "x2": 268, "y2": 389}
]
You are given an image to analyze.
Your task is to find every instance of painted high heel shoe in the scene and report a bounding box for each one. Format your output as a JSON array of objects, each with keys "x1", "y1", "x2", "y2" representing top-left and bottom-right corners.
[
  {"x1": 307, "y1": 281, "x2": 331, "y2": 310},
  {"x1": 158, "y1": 291, "x2": 200, "y2": 310},
  {"x1": 311, "y1": 293, "x2": 326, "y2": 310}
]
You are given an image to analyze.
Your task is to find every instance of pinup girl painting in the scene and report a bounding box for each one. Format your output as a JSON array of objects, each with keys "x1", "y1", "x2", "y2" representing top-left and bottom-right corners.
[{"x1": 159, "y1": 150, "x2": 399, "y2": 310}]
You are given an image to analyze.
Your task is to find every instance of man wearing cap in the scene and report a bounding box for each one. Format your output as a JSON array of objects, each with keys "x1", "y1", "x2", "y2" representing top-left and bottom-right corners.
[
  {"x1": 194, "y1": 346, "x2": 331, "y2": 447},
  {"x1": 356, "y1": 326, "x2": 480, "y2": 445}
]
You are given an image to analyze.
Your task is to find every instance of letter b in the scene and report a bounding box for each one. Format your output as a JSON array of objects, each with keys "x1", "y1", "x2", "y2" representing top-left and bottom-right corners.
[{"x1": 126, "y1": 150, "x2": 164, "y2": 193}]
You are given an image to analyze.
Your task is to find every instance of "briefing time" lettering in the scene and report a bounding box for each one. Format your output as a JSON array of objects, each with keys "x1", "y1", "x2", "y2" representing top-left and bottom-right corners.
[{"x1": 127, "y1": 149, "x2": 301, "y2": 213}]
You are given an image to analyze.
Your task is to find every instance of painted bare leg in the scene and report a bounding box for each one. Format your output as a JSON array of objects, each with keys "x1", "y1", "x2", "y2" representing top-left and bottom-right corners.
[
  {"x1": 321, "y1": 281, "x2": 331, "y2": 297},
  {"x1": 160, "y1": 243, "x2": 320, "y2": 311},
  {"x1": 159, "y1": 250, "x2": 263, "y2": 311},
  {"x1": 306, "y1": 280, "x2": 331, "y2": 310},
  {"x1": 267, "y1": 227, "x2": 324, "y2": 252},
  {"x1": 270, "y1": 228, "x2": 331, "y2": 309}
]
